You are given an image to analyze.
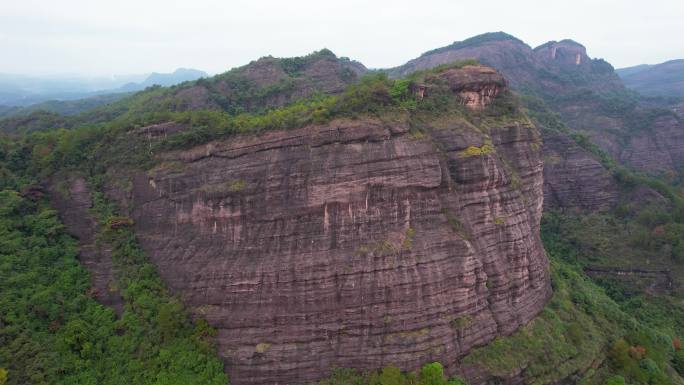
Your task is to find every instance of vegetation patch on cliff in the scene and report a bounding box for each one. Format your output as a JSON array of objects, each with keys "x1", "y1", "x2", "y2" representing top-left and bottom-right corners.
[{"x1": 458, "y1": 144, "x2": 495, "y2": 157}]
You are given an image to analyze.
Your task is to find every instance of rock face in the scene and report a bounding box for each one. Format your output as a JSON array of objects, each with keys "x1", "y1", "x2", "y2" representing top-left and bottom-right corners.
[
  {"x1": 618, "y1": 114, "x2": 684, "y2": 173},
  {"x1": 104, "y1": 68, "x2": 551, "y2": 384},
  {"x1": 542, "y1": 131, "x2": 618, "y2": 211}
]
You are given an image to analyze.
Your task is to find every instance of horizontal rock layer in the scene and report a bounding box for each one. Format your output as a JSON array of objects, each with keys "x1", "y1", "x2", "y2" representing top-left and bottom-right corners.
[
  {"x1": 428, "y1": 66, "x2": 507, "y2": 110},
  {"x1": 112, "y1": 111, "x2": 551, "y2": 384}
]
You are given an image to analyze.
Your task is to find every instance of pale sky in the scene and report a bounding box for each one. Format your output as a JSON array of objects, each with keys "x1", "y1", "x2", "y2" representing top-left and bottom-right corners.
[{"x1": 1, "y1": 0, "x2": 682, "y2": 76}]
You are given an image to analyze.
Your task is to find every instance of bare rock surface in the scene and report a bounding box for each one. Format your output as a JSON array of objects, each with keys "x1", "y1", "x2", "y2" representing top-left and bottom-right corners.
[
  {"x1": 48, "y1": 175, "x2": 123, "y2": 316},
  {"x1": 542, "y1": 131, "x2": 618, "y2": 211},
  {"x1": 428, "y1": 66, "x2": 508, "y2": 110},
  {"x1": 115, "y1": 83, "x2": 550, "y2": 383}
]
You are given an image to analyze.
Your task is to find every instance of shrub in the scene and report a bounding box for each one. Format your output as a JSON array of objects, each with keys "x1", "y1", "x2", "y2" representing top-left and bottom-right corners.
[
  {"x1": 106, "y1": 216, "x2": 134, "y2": 229},
  {"x1": 458, "y1": 144, "x2": 495, "y2": 157},
  {"x1": 379, "y1": 365, "x2": 406, "y2": 385}
]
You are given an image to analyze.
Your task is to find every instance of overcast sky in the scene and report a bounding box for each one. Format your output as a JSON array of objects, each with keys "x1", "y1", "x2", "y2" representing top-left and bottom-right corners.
[{"x1": 1, "y1": 0, "x2": 682, "y2": 77}]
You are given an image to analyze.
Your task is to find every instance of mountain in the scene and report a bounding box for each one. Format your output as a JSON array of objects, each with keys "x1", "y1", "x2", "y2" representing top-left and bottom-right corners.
[
  {"x1": 390, "y1": 32, "x2": 684, "y2": 176},
  {"x1": 3, "y1": 36, "x2": 684, "y2": 385},
  {"x1": 388, "y1": 32, "x2": 623, "y2": 94},
  {"x1": 0, "y1": 50, "x2": 367, "y2": 134},
  {"x1": 149, "y1": 49, "x2": 367, "y2": 113},
  {"x1": 617, "y1": 59, "x2": 684, "y2": 97}
]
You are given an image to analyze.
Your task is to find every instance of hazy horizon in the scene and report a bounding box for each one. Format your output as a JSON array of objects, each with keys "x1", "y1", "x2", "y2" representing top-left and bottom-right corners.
[{"x1": 2, "y1": 0, "x2": 683, "y2": 77}]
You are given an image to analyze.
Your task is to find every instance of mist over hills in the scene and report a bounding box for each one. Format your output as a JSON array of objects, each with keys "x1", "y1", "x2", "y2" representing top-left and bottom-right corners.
[{"x1": 0, "y1": 68, "x2": 208, "y2": 109}]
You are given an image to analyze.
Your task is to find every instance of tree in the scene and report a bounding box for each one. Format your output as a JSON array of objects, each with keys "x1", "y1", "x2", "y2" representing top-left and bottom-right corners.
[{"x1": 420, "y1": 362, "x2": 446, "y2": 385}]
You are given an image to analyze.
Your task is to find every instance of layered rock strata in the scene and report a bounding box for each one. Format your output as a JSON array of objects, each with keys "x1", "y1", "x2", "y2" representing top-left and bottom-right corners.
[
  {"x1": 428, "y1": 66, "x2": 507, "y2": 110},
  {"x1": 106, "y1": 68, "x2": 551, "y2": 384},
  {"x1": 542, "y1": 131, "x2": 618, "y2": 211}
]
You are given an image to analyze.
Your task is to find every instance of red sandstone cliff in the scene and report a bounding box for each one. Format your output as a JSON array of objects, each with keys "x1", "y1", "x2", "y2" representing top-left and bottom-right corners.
[{"x1": 93, "y1": 67, "x2": 551, "y2": 384}]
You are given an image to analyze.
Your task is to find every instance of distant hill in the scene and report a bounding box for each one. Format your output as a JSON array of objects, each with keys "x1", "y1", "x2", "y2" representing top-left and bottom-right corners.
[
  {"x1": 617, "y1": 59, "x2": 684, "y2": 97},
  {"x1": 117, "y1": 68, "x2": 208, "y2": 92},
  {"x1": 0, "y1": 73, "x2": 143, "y2": 106},
  {"x1": 0, "y1": 93, "x2": 129, "y2": 119},
  {"x1": 0, "y1": 68, "x2": 207, "y2": 107}
]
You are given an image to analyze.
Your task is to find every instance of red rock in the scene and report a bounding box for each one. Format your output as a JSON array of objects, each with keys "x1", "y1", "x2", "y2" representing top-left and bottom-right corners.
[
  {"x1": 53, "y1": 65, "x2": 552, "y2": 385},
  {"x1": 113, "y1": 110, "x2": 550, "y2": 383}
]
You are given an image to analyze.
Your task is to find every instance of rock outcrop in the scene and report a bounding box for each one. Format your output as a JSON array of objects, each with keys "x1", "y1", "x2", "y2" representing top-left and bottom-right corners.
[
  {"x1": 98, "y1": 68, "x2": 552, "y2": 384},
  {"x1": 428, "y1": 66, "x2": 507, "y2": 110}
]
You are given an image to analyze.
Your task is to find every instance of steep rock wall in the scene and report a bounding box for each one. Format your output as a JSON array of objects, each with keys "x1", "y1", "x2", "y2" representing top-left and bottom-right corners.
[
  {"x1": 112, "y1": 106, "x2": 550, "y2": 383},
  {"x1": 542, "y1": 131, "x2": 618, "y2": 211}
]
